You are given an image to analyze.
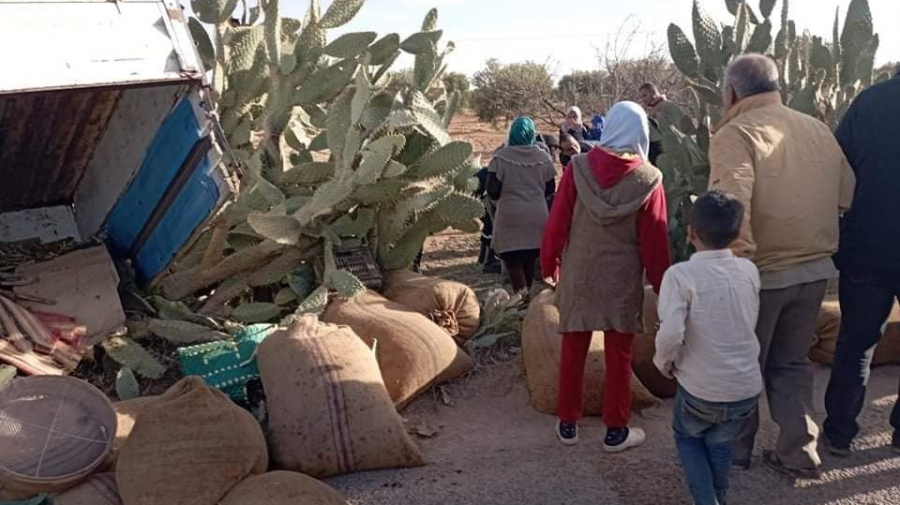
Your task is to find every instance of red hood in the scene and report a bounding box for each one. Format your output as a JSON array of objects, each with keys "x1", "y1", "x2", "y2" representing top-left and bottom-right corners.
[{"x1": 586, "y1": 148, "x2": 644, "y2": 189}]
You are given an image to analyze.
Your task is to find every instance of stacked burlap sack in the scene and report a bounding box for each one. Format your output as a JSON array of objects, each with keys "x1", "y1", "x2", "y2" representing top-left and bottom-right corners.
[
  {"x1": 35, "y1": 374, "x2": 353, "y2": 505},
  {"x1": 323, "y1": 289, "x2": 475, "y2": 408},
  {"x1": 34, "y1": 272, "x2": 479, "y2": 504},
  {"x1": 381, "y1": 270, "x2": 482, "y2": 344},
  {"x1": 258, "y1": 316, "x2": 425, "y2": 477},
  {"x1": 522, "y1": 290, "x2": 660, "y2": 415},
  {"x1": 633, "y1": 288, "x2": 678, "y2": 398},
  {"x1": 811, "y1": 295, "x2": 900, "y2": 365}
]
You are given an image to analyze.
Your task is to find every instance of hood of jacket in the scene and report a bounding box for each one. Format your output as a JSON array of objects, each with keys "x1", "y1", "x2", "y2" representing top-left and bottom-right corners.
[{"x1": 572, "y1": 148, "x2": 661, "y2": 223}]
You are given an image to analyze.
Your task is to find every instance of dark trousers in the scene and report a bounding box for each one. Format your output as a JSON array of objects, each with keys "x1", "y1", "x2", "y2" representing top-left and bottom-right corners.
[{"x1": 824, "y1": 268, "x2": 900, "y2": 447}]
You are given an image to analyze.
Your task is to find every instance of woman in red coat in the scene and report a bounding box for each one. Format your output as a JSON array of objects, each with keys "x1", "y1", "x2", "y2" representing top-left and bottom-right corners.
[{"x1": 541, "y1": 101, "x2": 671, "y2": 451}]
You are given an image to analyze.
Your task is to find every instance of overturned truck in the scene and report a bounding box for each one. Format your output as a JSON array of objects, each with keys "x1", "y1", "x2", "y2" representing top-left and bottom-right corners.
[{"x1": 0, "y1": 0, "x2": 235, "y2": 373}]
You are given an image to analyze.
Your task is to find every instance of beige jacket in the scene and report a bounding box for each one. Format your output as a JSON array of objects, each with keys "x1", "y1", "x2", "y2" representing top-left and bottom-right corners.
[{"x1": 709, "y1": 92, "x2": 855, "y2": 274}]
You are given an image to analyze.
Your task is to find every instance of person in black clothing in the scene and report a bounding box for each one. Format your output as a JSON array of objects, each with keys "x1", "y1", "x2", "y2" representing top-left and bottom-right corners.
[
  {"x1": 647, "y1": 116, "x2": 663, "y2": 166},
  {"x1": 475, "y1": 167, "x2": 502, "y2": 273},
  {"x1": 822, "y1": 66, "x2": 900, "y2": 456}
]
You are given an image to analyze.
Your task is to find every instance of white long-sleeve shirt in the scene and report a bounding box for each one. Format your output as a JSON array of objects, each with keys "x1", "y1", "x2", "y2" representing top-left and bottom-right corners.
[{"x1": 654, "y1": 249, "x2": 764, "y2": 403}]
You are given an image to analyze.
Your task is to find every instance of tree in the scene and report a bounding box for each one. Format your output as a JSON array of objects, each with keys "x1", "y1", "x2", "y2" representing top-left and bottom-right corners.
[
  {"x1": 442, "y1": 72, "x2": 471, "y2": 109},
  {"x1": 471, "y1": 59, "x2": 554, "y2": 126},
  {"x1": 551, "y1": 19, "x2": 692, "y2": 130}
]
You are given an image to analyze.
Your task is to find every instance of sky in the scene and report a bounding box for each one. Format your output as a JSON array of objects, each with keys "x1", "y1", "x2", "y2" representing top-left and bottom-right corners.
[{"x1": 291, "y1": 0, "x2": 899, "y2": 77}]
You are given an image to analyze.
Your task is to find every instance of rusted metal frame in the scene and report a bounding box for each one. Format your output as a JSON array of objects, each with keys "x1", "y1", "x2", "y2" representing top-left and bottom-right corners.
[
  {"x1": 126, "y1": 134, "x2": 213, "y2": 258},
  {"x1": 0, "y1": 89, "x2": 122, "y2": 212}
]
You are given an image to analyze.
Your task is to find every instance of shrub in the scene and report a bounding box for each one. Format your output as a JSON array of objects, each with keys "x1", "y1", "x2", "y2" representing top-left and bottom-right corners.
[{"x1": 471, "y1": 59, "x2": 553, "y2": 125}]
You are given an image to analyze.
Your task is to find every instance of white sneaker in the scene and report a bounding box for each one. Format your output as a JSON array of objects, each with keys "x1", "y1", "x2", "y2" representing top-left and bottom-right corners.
[
  {"x1": 603, "y1": 427, "x2": 646, "y2": 453},
  {"x1": 556, "y1": 420, "x2": 579, "y2": 446}
]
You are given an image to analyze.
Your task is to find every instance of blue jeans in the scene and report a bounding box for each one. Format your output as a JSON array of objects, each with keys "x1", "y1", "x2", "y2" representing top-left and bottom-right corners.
[{"x1": 673, "y1": 387, "x2": 759, "y2": 505}]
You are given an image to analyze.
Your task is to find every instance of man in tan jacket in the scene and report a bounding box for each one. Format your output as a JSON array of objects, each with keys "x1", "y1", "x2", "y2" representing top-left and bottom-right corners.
[{"x1": 708, "y1": 55, "x2": 855, "y2": 478}]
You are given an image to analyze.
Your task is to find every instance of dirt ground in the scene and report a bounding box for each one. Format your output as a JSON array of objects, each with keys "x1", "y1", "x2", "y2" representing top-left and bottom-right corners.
[{"x1": 328, "y1": 115, "x2": 900, "y2": 505}]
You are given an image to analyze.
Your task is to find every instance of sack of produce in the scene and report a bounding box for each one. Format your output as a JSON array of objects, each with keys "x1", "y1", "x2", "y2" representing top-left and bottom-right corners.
[
  {"x1": 522, "y1": 290, "x2": 659, "y2": 415},
  {"x1": 258, "y1": 316, "x2": 424, "y2": 478},
  {"x1": 100, "y1": 396, "x2": 158, "y2": 471},
  {"x1": 811, "y1": 296, "x2": 900, "y2": 366},
  {"x1": 632, "y1": 288, "x2": 678, "y2": 398},
  {"x1": 115, "y1": 377, "x2": 268, "y2": 505},
  {"x1": 53, "y1": 473, "x2": 121, "y2": 505},
  {"x1": 323, "y1": 291, "x2": 474, "y2": 408},
  {"x1": 382, "y1": 270, "x2": 481, "y2": 341},
  {"x1": 220, "y1": 471, "x2": 348, "y2": 505}
]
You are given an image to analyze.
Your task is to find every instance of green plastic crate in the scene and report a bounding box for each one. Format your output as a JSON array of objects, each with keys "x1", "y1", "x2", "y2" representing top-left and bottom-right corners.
[{"x1": 177, "y1": 324, "x2": 276, "y2": 402}]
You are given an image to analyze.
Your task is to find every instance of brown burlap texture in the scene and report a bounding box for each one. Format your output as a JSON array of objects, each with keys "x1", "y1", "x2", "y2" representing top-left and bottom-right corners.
[
  {"x1": 382, "y1": 270, "x2": 481, "y2": 341},
  {"x1": 522, "y1": 290, "x2": 659, "y2": 416},
  {"x1": 115, "y1": 377, "x2": 268, "y2": 505},
  {"x1": 258, "y1": 317, "x2": 424, "y2": 478},
  {"x1": 323, "y1": 290, "x2": 474, "y2": 409},
  {"x1": 220, "y1": 471, "x2": 348, "y2": 505}
]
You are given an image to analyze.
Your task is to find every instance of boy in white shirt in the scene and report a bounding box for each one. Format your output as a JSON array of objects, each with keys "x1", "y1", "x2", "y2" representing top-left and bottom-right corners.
[{"x1": 655, "y1": 190, "x2": 764, "y2": 505}]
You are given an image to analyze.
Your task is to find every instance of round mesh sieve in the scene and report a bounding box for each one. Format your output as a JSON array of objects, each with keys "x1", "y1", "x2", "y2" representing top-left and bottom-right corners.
[{"x1": 0, "y1": 376, "x2": 115, "y2": 482}]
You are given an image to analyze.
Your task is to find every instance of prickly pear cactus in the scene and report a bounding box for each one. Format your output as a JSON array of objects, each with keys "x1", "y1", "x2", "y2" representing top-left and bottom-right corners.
[
  {"x1": 171, "y1": 2, "x2": 481, "y2": 320},
  {"x1": 660, "y1": 0, "x2": 880, "y2": 261}
]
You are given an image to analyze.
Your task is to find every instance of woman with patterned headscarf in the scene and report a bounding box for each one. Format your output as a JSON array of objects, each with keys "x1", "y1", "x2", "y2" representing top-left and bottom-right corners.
[
  {"x1": 541, "y1": 101, "x2": 671, "y2": 452},
  {"x1": 487, "y1": 116, "x2": 557, "y2": 293}
]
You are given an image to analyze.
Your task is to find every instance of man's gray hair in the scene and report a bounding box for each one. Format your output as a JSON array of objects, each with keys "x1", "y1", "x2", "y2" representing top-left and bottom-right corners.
[{"x1": 725, "y1": 54, "x2": 781, "y2": 98}]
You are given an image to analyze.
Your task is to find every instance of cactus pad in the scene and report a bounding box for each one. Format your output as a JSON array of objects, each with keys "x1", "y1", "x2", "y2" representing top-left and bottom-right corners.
[
  {"x1": 320, "y1": 0, "x2": 366, "y2": 29},
  {"x1": 668, "y1": 24, "x2": 701, "y2": 79},
  {"x1": 116, "y1": 367, "x2": 140, "y2": 401},
  {"x1": 231, "y1": 303, "x2": 283, "y2": 323},
  {"x1": 324, "y1": 31, "x2": 378, "y2": 59}
]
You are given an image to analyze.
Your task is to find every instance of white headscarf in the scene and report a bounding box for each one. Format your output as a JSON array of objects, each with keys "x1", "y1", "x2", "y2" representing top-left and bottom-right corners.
[
  {"x1": 598, "y1": 101, "x2": 650, "y2": 161},
  {"x1": 566, "y1": 106, "x2": 582, "y2": 126}
]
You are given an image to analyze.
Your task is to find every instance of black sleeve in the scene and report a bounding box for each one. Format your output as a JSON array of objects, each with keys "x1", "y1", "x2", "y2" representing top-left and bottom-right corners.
[
  {"x1": 475, "y1": 168, "x2": 489, "y2": 198},
  {"x1": 649, "y1": 141, "x2": 663, "y2": 166},
  {"x1": 834, "y1": 101, "x2": 857, "y2": 172},
  {"x1": 487, "y1": 172, "x2": 503, "y2": 201}
]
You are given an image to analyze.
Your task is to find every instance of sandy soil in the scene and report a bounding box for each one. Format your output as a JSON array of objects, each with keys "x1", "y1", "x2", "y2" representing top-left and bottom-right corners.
[{"x1": 328, "y1": 115, "x2": 900, "y2": 505}]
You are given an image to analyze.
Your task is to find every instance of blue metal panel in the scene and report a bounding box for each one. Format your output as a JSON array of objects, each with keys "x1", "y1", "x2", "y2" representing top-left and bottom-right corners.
[
  {"x1": 105, "y1": 97, "x2": 201, "y2": 256},
  {"x1": 133, "y1": 156, "x2": 219, "y2": 282}
]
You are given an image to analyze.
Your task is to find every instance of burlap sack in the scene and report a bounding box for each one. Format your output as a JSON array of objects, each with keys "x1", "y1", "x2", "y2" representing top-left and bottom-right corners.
[
  {"x1": 115, "y1": 377, "x2": 268, "y2": 505},
  {"x1": 98, "y1": 396, "x2": 158, "y2": 471},
  {"x1": 522, "y1": 290, "x2": 659, "y2": 416},
  {"x1": 258, "y1": 317, "x2": 424, "y2": 478},
  {"x1": 811, "y1": 296, "x2": 900, "y2": 366},
  {"x1": 632, "y1": 288, "x2": 678, "y2": 398},
  {"x1": 382, "y1": 270, "x2": 482, "y2": 341},
  {"x1": 220, "y1": 471, "x2": 348, "y2": 505},
  {"x1": 323, "y1": 290, "x2": 475, "y2": 408},
  {"x1": 53, "y1": 473, "x2": 121, "y2": 505}
]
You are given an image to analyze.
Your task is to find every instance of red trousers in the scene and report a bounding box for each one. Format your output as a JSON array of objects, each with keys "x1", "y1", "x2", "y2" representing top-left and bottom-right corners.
[{"x1": 557, "y1": 331, "x2": 633, "y2": 427}]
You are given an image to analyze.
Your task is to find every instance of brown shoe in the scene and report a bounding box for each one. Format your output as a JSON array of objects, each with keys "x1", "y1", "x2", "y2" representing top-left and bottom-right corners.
[{"x1": 763, "y1": 451, "x2": 821, "y2": 480}]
